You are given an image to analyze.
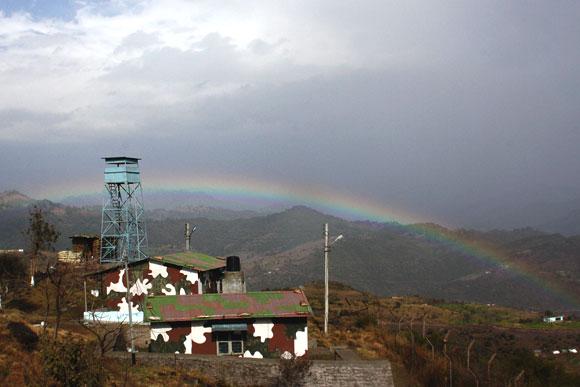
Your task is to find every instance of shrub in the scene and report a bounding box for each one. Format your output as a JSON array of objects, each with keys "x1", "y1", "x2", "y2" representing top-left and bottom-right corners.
[
  {"x1": 40, "y1": 336, "x2": 105, "y2": 386},
  {"x1": 7, "y1": 321, "x2": 38, "y2": 352},
  {"x1": 355, "y1": 312, "x2": 376, "y2": 329},
  {"x1": 6, "y1": 298, "x2": 37, "y2": 313}
]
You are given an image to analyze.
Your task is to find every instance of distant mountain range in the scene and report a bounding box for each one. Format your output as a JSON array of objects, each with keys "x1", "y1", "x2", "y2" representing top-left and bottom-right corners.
[
  {"x1": 449, "y1": 196, "x2": 580, "y2": 236},
  {"x1": 0, "y1": 190, "x2": 34, "y2": 209},
  {"x1": 33, "y1": 189, "x2": 580, "y2": 235},
  {"x1": 59, "y1": 190, "x2": 289, "y2": 214},
  {"x1": 1, "y1": 190, "x2": 579, "y2": 312}
]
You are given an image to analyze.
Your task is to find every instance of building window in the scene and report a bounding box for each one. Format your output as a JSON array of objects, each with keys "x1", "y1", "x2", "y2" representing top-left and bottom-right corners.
[{"x1": 215, "y1": 332, "x2": 244, "y2": 355}]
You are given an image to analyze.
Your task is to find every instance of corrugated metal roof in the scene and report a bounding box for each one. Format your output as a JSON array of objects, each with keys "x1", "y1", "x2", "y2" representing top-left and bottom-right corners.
[
  {"x1": 145, "y1": 290, "x2": 312, "y2": 322},
  {"x1": 85, "y1": 251, "x2": 225, "y2": 276}
]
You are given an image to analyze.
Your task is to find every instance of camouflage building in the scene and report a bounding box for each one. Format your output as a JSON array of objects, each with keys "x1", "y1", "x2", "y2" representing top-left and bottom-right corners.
[
  {"x1": 145, "y1": 290, "x2": 312, "y2": 358},
  {"x1": 85, "y1": 252, "x2": 227, "y2": 322}
]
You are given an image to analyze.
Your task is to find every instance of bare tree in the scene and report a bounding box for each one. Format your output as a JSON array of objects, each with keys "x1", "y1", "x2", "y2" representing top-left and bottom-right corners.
[
  {"x1": 0, "y1": 253, "x2": 28, "y2": 311},
  {"x1": 79, "y1": 312, "x2": 126, "y2": 357},
  {"x1": 24, "y1": 206, "x2": 59, "y2": 287},
  {"x1": 46, "y1": 261, "x2": 79, "y2": 339}
]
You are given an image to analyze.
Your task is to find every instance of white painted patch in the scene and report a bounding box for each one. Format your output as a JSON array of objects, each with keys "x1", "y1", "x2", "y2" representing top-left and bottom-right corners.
[
  {"x1": 149, "y1": 262, "x2": 168, "y2": 278},
  {"x1": 179, "y1": 269, "x2": 202, "y2": 293},
  {"x1": 179, "y1": 268, "x2": 199, "y2": 284},
  {"x1": 106, "y1": 269, "x2": 127, "y2": 294},
  {"x1": 294, "y1": 327, "x2": 308, "y2": 357},
  {"x1": 161, "y1": 284, "x2": 177, "y2": 295},
  {"x1": 243, "y1": 350, "x2": 263, "y2": 359},
  {"x1": 179, "y1": 288, "x2": 186, "y2": 295},
  {"x1": 151, "y1": 324, "x2": 172, "y2": 342},
  {"x1": 117, "y1": 297, "x2": 140, "y2": 313},
  {"x1": 252, "y1": 320, "x2": 274, "y2": 342},
  {"x1": 190, "y1": 323, "x2": 212, "y2": 344},
  {"x1": 281, "y1": 351, "x2": 293, "y2": 360},
  {"x1": 90, "y1": 289, "x2": 99, "y2": 297},
  {"x1": 130, "y1": 278, "x2": 152, "y2": 296},
  {"x1": 183, "y1": 323, "x2": 212, "y2": 354}
]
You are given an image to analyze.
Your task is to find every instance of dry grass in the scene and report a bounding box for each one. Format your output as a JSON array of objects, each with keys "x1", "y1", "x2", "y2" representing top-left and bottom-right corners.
[{"x1": 304, "y1": 282, "x2": 580, "y2": 386}]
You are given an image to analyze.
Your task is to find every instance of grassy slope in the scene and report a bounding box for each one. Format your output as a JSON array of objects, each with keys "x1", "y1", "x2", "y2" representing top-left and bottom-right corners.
[
  {"x1": 1, "y1": 272, "x2": 579, "y2": 385},
  {"x1": 303, "y1": 282, "x2": 580, "y2": 386}
]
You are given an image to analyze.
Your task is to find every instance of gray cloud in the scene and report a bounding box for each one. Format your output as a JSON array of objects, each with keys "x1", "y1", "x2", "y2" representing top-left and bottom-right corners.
[{"x1": 1, "y1": 1, "x2": 580, "y2": 227}]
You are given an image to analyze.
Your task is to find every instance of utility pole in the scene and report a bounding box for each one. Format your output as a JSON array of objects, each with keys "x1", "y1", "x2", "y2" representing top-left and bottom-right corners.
[
  {"x1": 323, "y1": 223, "x2": 343, "y2": 336},
  {"x1": 185, "y1": 223, "x2": 196, "y2": 251},
  {"x1": 124, "y1": 258, "x2": 136, "y2": 365},
  {"x1": 324, "y1": 223, "x2": 329, "y2": 335}
]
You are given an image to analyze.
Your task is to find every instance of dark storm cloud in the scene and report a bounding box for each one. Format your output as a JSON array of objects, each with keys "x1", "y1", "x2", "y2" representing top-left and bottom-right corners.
[{"x1": 1, "y1": 1, "x2": 579, "y2": 227}]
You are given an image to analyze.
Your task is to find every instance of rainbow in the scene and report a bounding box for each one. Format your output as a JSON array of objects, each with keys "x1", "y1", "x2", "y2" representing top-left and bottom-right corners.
[
  {"x1": 36, "y1": 172, "x2": 580, "y2": 309},
  {"x1": 37, "y1": 172, "x2": 429, "y2": 224}
]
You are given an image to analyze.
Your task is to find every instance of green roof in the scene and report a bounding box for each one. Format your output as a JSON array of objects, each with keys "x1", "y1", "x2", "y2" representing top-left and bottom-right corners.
[
  {"x1": 151, "y1": 251, "x2": 226, "y2": 271},
  {"x1": 145, "y1": 290, "x2": 312, "y2": 322},
  {"x1": 84, "y1": 251, "x2": 225, "y2": 277}
]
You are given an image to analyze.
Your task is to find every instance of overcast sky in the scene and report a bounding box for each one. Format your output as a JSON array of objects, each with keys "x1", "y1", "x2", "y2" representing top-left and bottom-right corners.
[{"x1": 1, "y1": 1, "x2": 579, "y2": 226}]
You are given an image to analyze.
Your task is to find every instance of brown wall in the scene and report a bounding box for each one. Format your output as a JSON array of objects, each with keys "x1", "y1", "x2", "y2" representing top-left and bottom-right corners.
[
  {"x1": 88, "y1": 260, "x2": 217, "y2": 314},
  {"x1": 71, "y1": 237, "x2": 100, "y2": 261},
  {"x1": 150, "y1": 317, "x2": 307, "y2": 358}
]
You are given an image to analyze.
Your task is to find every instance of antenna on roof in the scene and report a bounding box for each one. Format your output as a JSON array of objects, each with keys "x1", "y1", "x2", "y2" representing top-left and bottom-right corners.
[{"x1": 185, "y1": 223, "x2": 197, "y2": 251}]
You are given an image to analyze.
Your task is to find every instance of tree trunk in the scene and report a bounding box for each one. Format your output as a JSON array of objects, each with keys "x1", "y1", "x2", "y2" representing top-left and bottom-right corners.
[
  {"x1": 43, "y1": 281, "x2": 50, "y2": 334},
  {"x1": 53, "y1": 278, "x2": 62, "y2": 339}
]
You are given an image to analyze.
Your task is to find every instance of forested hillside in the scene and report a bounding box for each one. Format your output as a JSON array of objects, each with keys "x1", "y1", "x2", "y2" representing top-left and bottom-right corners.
[{"x1": 1, "y1": 192, "x2": 578, "y2": 312}]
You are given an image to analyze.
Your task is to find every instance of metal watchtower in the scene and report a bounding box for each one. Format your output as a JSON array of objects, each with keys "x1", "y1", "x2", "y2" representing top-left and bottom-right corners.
[{"x1": 100, "y1": 157, "x2": 148, "y2": 263}]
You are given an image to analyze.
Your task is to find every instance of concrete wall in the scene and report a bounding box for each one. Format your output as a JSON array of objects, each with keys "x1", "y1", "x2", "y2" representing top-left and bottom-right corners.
[
  {"x1": 222, "y1": 271, "x2": 246, "y2": 294},
  {"x1": 108, "y1": 352, "x2": 394, "y2": 387}
]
